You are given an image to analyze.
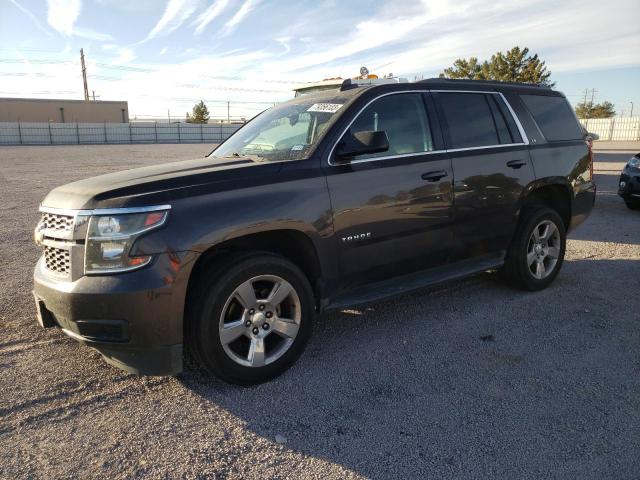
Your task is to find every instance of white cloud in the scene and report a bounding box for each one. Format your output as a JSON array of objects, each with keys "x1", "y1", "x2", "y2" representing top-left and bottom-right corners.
[
  {"x1": 7, "y1": 0, "x2": 53, "y2": 36},
  {"x1": 46, "y1": 0, "x2": 82, "y2": 36},
  {"x1": 73, "y1": 27, "x2": 114, "y2": 41},
  {"x1": 222, "y1": 0, "x2": 261, "y2": 36},
  {"x1": 100, "y1": 44, "x2": 136, "y2": 63},
  {"x1": 193, "y1": 0, "x2": 230, "y2": 35},
  {"x1": 112, "y1": 47, "x2": 136, "y2": 64},
  {"x1": 142, "y1": 0, "x2": 199, "y2": 42},
  {"x1": 4, "y1": 0, "x2": 639, "y2": 118},
  {"x1": 276, "y1": 37, "x2": 291, "y2": 55}
]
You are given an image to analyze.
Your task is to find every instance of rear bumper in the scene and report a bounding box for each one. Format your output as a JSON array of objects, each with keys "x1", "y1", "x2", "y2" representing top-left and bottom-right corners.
[
  {"x1": 33, "y1": 251, "x2": 196, "y2": 376},
  {"x1": 569, "y1": 181, "x2": 596, "y2": 231}
]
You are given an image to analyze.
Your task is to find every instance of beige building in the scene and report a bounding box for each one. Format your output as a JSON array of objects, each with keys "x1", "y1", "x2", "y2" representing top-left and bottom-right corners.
[{"x1": 0, "y1": 98, "x2": 129, "y2": 123}]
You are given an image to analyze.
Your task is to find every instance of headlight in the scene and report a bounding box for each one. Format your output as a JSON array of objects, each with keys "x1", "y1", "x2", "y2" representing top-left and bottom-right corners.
[
  {"x1": 84, "y1": 209, "x2": 169, "y2": 274},
  {"x1": 628, "y1": 155, "x2": 640, "y2": 169}
]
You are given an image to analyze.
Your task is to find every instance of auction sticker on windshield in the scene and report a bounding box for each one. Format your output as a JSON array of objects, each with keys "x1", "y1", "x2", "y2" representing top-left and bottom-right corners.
[{"x1": 307, "y1": 103, "x2": 343, "y2": 113}]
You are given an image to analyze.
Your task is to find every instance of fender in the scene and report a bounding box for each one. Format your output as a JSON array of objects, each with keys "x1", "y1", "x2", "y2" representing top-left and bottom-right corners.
[
  {"x1": 131, "y1": 170, "x2": 336, "y2": 279},
  {"x1": 520, "y1": 176, "x2": 573, "y2": 206}
]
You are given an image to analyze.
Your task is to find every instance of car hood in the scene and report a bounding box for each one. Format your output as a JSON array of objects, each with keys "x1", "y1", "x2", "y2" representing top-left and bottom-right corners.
[{"x1": 41, "y1": 156, "x2": 281, "y2": 210}]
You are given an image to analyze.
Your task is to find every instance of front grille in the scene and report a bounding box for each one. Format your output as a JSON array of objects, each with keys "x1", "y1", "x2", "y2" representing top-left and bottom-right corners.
[
  {"x1": 44, "y1": 246, "x2": 71, "y2": 274},
  {"x1": 41, "y1": 212, "x2": 74, "y2": 235}
]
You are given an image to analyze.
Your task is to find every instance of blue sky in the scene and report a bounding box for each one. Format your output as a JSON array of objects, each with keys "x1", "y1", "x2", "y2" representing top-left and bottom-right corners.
[{"x1": 1, "y1": 0, "x2": 639, "y2": 119}]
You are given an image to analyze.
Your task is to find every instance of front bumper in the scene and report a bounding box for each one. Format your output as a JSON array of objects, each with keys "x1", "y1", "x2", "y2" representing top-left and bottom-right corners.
[
  {"x1": 618, "y1": 168, "x2": 640, "y2": 199},
  {"x1": 33, "y1": 251, "x2": 195, "y2": 375}
]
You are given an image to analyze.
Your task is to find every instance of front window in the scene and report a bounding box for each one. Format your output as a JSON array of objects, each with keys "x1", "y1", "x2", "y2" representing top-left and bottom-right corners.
[
  {"x1": 348, "y1": 93, "x2": 434, "y2": 159},
  {"x1": 211, "y1": 94, "x2": 353, "y2": 162}
]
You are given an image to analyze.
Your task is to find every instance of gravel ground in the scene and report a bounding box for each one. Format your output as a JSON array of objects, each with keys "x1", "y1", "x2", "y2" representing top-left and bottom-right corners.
[{"x1": 0, "y1": 143, "x2": 639, "y2": 479}]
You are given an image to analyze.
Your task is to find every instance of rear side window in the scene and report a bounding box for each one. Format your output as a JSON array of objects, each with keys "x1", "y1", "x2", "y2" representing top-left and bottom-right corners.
[
  {"x1": 487, "y1": 95, "x2": 513, "y2": 144},
  {"x1": 349, "y1": 93, "x2": 434, "y2": 159},
  {"x1": 437, "y1": 93, "x2": 500, "y2": 149},
  {"x1": 520, "y1": 94, "x2": 583, "y2": 141}
]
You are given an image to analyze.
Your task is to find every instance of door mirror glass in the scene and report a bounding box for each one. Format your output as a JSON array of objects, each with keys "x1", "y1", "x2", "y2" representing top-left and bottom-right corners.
[{"x1": 336, "y1": 130, "x2": 389, "y2": 160}]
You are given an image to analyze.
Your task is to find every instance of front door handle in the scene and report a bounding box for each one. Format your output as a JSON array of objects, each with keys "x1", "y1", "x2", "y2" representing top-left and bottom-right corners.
[
  {"x1": 507, "y1": 160, "x2": 527, "y2": 169},
  {"x1": 421, "y1": 170, "x2": 448, "y2": 182}
]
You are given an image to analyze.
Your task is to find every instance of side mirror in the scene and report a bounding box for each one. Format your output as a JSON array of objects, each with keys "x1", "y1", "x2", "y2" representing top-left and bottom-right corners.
[
  {"x1": 335, "y1": 130, "x2": 389, "y2": 160},
  {"x1": 587, "y1": 131, "x2": 599, "y2": 141}
]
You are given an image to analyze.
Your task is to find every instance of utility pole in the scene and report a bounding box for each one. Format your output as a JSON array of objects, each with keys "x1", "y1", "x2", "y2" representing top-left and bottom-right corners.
[
  {"x1": 80, "y1": 48, "x2": 89, "y2": 101},
  {"x1": 590, "y1": 88, "x2": 597, "y2": 104},
  {"x1": 91, "y1": 90, "x2": 100, "y2": 101},
  {"x1": 227, "y1": 101, "x2": 230, "y2": 124},
  {"x1": 630, "y1": 102, "x2": 634, "y2": 117},
  {"x1": 582, "y1": 89, "x2": 588, "y2": 104}
]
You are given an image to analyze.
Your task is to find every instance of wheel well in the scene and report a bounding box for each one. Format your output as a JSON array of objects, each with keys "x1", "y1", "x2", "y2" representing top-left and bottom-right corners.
[
  {"x1": 522, "y1": 185, "x2": 572, "y2": 230},
  {"x1": 185, "y1": 229, "x2": 323, "y2": 310}
]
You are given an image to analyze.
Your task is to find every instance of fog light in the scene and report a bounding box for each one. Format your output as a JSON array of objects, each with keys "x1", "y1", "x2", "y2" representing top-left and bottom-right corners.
[
  {"x1": 101, "y1": 242, "x2": 125, "y2": 260},
  {"x1": 620, "y1": 181, "x2": 626, "y2": 188}
]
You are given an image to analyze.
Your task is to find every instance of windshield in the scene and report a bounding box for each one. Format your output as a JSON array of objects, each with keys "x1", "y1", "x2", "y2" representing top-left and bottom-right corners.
[{"x1": 211, "y1": 92, "x2": 357, "y2": 162}]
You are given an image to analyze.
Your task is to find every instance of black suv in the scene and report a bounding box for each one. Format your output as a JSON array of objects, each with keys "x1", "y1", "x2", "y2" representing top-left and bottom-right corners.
[{"x1": 33, "y1": 78, "x2": 595, "y2": 384}]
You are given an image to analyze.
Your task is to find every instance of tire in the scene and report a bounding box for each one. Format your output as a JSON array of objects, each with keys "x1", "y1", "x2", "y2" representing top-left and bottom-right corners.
[
  {"x1": 187, "y1": 252, "x2": 314, "y2": 385},
  {"x1": 502, "y1": 207, "x2": 566, "y2": 291},
  {"x1": 624, "y1": 198, "x2": 640, "y2": 210}
]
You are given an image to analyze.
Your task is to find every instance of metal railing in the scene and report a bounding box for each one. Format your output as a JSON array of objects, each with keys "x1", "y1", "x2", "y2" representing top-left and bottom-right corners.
[{"x1": 0, "y1": 121, "x2": 243, "y2": 145}]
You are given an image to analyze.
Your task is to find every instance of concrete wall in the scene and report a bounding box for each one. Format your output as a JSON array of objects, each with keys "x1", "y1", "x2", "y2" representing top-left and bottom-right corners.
[{"x1": 0, "y1": 98, "x2": 129, "y2": 123}]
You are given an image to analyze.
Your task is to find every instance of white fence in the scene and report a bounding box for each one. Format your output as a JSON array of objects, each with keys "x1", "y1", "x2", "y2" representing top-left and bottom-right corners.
[
  {"x1": 0, "y1": 121, "x2": 243, "y2": 145},
  {"x1": 579, "y1": 117, "x2": 640, "y2": 141},
  {"x1": 2, "y1": 118, "x2": 637, "y2": 146}
]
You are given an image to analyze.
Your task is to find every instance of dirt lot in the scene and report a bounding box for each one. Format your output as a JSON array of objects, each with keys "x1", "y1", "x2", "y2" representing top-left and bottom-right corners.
[{"x1": 1, "y1": 143, "x2": 639, "y2": 479}]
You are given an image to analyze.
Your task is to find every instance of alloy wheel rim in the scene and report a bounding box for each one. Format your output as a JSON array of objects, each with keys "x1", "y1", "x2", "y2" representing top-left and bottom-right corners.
[
  {"x1": 526, "y1": 220, "x2": 561, "y2": 280},
  {"x1": 219, "y1": 275, "x2": 301, "y2": 368}
]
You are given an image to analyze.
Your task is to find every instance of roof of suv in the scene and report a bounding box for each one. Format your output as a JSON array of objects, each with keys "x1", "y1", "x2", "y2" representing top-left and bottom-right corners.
[{"x1": 341, "y1": 77, "x2": 562, "y2": 97}]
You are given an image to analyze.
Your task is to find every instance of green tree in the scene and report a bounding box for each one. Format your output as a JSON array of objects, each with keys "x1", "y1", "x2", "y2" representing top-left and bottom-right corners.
[
  {"x1": 186, "y1": 100, "x2": 210, "y2": 123},
  {"x1": 440, "y1": 46, "x2": 554, "y2": 86},
  {"x1": 575, "y1": 101, "x2": 616, "y2": 119}
]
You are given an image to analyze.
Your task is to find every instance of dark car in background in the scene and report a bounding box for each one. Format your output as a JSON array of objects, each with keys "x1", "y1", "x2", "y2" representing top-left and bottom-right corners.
[
  {"x1": 619, "y1": 153, "x2": 640, "y2": 210},
  {"x1": 33, "y1": 78, "x2": 595, "y2": 384}
]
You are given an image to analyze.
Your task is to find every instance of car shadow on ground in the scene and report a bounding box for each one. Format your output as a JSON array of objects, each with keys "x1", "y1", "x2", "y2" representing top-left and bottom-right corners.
[{"x1": 177, "y1": 256, "x2": 639, "y2": 478}]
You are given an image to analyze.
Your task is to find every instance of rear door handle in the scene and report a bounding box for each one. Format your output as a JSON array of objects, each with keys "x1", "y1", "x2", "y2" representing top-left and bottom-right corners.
[
  {"x1": 507, "y1": 160, "x2": 527, "y2": 169},
  {"x1": 421, "y1": 170, "x2": 448, "y2": 182}
]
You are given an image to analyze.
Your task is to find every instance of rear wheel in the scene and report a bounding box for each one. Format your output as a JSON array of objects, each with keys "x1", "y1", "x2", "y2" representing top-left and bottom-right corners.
[
  {"x1": 187, "y1": 253, "x2": 314, "y2": 385},
  {"x1": 624, "y1": 197, "x2": 640, "y2": 210},
  {"x1": 502, "y1": 207, "x2": 566, "y2": 291}
]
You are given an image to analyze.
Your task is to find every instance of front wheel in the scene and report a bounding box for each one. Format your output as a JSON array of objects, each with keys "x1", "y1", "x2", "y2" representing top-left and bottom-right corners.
[
  {"x1": 187, "y1": 253, "x2": 314, "y2": 385},
  {"x1": 502, "y1": 207, "x2": 566, "y2": 291}
]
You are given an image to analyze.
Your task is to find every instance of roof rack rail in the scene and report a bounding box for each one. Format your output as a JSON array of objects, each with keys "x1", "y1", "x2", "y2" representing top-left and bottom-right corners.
[
  {"x1": 340, "y1": 77, "x2": 409, "y2": 91},
  {"x1": 417, "y1": 77, "x2": 551, "y2": 89}
]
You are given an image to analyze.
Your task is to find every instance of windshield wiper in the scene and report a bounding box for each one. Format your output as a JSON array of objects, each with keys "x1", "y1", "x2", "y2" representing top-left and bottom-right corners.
[{"x1": 217, "y1": 153, "x2": 267, "y2": 162}]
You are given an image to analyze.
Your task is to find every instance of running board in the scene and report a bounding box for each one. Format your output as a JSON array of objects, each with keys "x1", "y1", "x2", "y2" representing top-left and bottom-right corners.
[{"x1": 326, "y1": 252, "x2": 505, "y2": 311}]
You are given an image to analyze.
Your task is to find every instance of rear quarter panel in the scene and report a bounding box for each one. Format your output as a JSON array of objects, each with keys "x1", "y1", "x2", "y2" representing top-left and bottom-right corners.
[{"x1": 503, "y1": 90, "x2": 595, "y2": 231}]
